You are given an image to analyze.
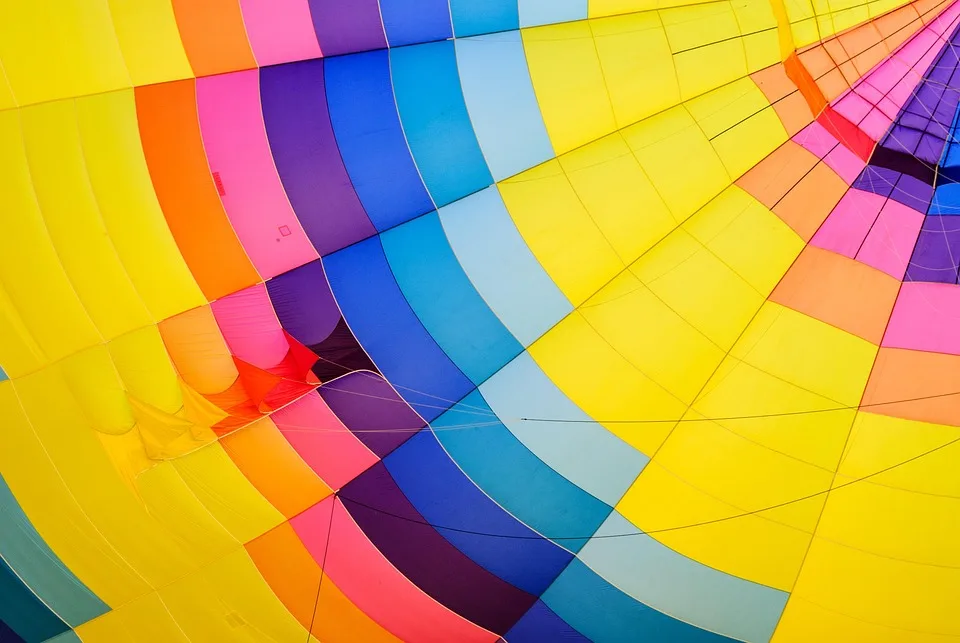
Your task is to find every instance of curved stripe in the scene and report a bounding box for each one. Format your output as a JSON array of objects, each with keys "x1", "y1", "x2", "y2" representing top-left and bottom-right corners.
[
  {"x1": 433, "y1": 391, "x2": 612, "y2": 552},
  {"x1": 323, "y1": 237, "x2": 473, "y2": 421},
  {"x1": 454, "y1": 31, "x2": 554, "y2": 181},
  {"x1": 239, "y1": 0, "x2": 322, "y2": 66},
  {"x1": 390, "y1": 41, "x2": 494, "y2": 207},
  {"x1": 0, "y1": 475, "x2": 107, "y2": 628},
  {"x1": 196, "y1": 70, "x2": 318, "y2": 279},
  {"x1": 381, "y1": 212, "x2": 523, "y2": 384},
  {"x1": 135, "y1": 80, "x2": 260, "y2": 300},
  {"x1": 543, "y1": 559, "x2": 738, "y2": 643},
  {"x1": 519, "y1": 0, "x2": 587, "y2": 27},
  {"x1": 580, "y1": 512, "x2": 790, "y2": 642},
  {"x1": 439, "y1": 187, "x2": 572, "y2": 346},
  {"x1": 384, "y1": 429, "x2": 573, "y2": 594},
  {"x1": 308, "y1": 0, "x2": 386, "y2": 56},
  {"x1": 325, "y1": 50, "x2": 434, "y2": 231},
  {"x1": 380, "y1": 0, "x2": 452, "y2": 47},
  {"x1": 479, "y1": 353, "x2": 647, "y2": 506},
  {"x1": 170, "y1": 0, "x2": 256, "y2": 77},
  {"x1": 449, "y1": 0, "x2": 519, "y2": 37},
  {"x1": 293, "y1": 499, "x2": 498, "y2": 643},
  {"x1": 340, "y1": 462, "x2": 537, "y2": 635},
  {"x1": 506, "y1": 601, "x2": 589, "y2": 642},
  {"x1": 260, "y1": 60, "x2": 376, "y2": 256}
]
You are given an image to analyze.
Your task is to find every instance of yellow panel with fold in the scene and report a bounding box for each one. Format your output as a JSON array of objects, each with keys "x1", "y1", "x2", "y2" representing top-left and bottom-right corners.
[{"x1": 105, "y1": 0, "x2": 194, "y2": 87}]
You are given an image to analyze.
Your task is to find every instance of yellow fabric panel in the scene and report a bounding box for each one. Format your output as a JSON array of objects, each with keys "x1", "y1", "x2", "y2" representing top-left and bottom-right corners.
[
  {"x1": 619, "y1": 432, "x2": 830, "y2": 590},
  {"x1": 0, "y1": 382, "x2": 149, "y2": 606},
  {"x1": 682, "y1": 186, "x2": 804, "y2": 296},
  {"x1": 663, "y1": 4, "x2": 747, "y2": 99},
  {"x1": 628, "y1": 228, "x2": 765, "y2": 351},
  {"x1": 590, "y1": 13, "x2": 679, "y2": 128},
  {"x1": 76, "y1": 90, "x2": 204, "y2": 320},
  {"x1": 12, "y1": 369, "x2": 201, "y2": 588},
  {"x1": 580, "y1": 269, "x2": 725, "y2": 405},
  {"x1": 530, "y1": 309, "x2": 687, "y2": 456},
  {"x1": 521, "y1": 21, "x2": 617, "y2": 155},
  {"x1": 497, "y1": 161, "x2": 623, "y2": 306},
  {"x1": 561, "y1": 133, "x2": 677, "y2": 263},
  {"x1": 61, "y1": 345, "x2": 136, "y2": 436},
  {"x1": 20, "y1": 100, "x2": 152, "y2": 341},
  {"x1": 621, "y1": 106, "x2": 730, "y2": 221},
  {"x1": 684, "y1": 78, "x2": 770, "y2": 140},
  {"x1": 0, "y1": 110, "x2": 101, "y2": 365},
  {"x1": 160, "y1": 547, "x2": 317, "y2": 643},
  {"x1": 0, "y1": 62, "x2": 16, "y2": 110},
  {"x1": 0, "y1": 0, "x2": 130, "y2": 107},
  {"x1": 76, "y1": 594, "x2": 190, "y2": 642},
  {"x1": 106, "y1": 0, "x2": 194, "y2": 86},
  {"x1": 588, "y1": 0, "x2": 717, "y2": 16},
  {"x1": 172, "y1": 443, "x2": 285, "y2": 544},
  {"x1": 0, "y1": 280, "x2": 46, "y2": 378},
  {"x1": 730, "y1": 303, "x2": 877, "y2": 407},
  {"x1": 108, "y1": 326, "x2": 183, "y2": 414},
  {"x1": 711, "y1": 107, "x2": 788, "y2": 181},
  {"x1": 775, "y1": 414, "x2": 960, "y2": 641}
]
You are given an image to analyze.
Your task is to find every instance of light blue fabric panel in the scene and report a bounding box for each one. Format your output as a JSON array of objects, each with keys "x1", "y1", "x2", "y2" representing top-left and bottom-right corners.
[
  {"x1": 519, "y1": 0, "x2": 588, "y2": 28},
  {"x1": 439, "y1": 187, "x2": 571, "y2": 346},
  {"x1": 454, "y1": 31, "x2": 554, "y2": 181},
  {"x1": 580, "y1": 512, "x2": 789, "y2": 643},
  {"x1": 382, "y1": 211, "x2": 522, "y2": 384},
  {"x1": 449, "y1": 0, "x2": 519, "y2": 37},
  {"x1": 479, "y1": 353, "x2": 646, "y2": 505}
]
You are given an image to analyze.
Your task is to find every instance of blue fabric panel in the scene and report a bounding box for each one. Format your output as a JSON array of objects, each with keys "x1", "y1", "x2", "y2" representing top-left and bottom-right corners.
[
  {"x1": 479, "y1": 354, "x2": 647, "y2": 506},
  {"x1": 325, "y1": 50, "x2": 434, "y2": 231},
  {"x1": 384, "y1": 430, "x2": 573, "y2": 595},
  {"x1": 0, "y1": 366, "x2": 6, "y2": 382},
  {"x1": 518, "y1": 0, "x2": 588, "y2": 27},
  {"x1": 0, "y1": 477, "x2": 108, "y2": 628},
  {"x1": 455, "y1": 32, "x2": 554, "y2": 181},
  {"x1": 433, "y1": 391, "x2": 611, "y2": 553},
  {"x1": 323, "y1": 237, "x2": 473, "y2": 421},
  {"x1": 506, "y1": 601, "x2": 590, "y2": 642},
  {"x1": 380, "y1": 0, "x2": 452, "y2": 46},
  {"x1": 439, "y1": 187, "x2": 571, "y2": 346},
  {"x1": 390, "y1": 41, "x2": 493, "y2": 207},
  {"x1": 381, "y1": 212, "x2": 522, "y2": 384},
  {"x1": 580, "y1": 512, "x2": 789, "y2": 643},
  {"x1": 543, "y1": 560, "x2": 738, "y2": 643},
  {"x1": 449, "y1": 0, "x2": 520, "y2": 36},
  {"x1": 0, "y1": 558, "x2": 69, "y2": 643}
]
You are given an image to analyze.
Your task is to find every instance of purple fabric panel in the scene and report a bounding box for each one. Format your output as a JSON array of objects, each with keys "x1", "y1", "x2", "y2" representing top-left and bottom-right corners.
[
  {"x1": 310, "y1": 0, "x2": 387, "y2": 56},
  {"x1": 905, "y1": 215, "x2": 960, "y2": 283},
  {"x1": 853, "y1": 165, "x2": 898, "y2": 198},
  {"x1": 889, "y1": 174, "x2": 934, "y2": 212},
  {"x1": 320, "y1": 371, "x2": 421, "y2": 456},
  {"x1": 260, "y1": 60, "x2": 376, "y2": 256},
  {"x1": 340, "y1": 462, "x2": 538, "y2": 635},
  {"x1": 266, "y1": 259, "x2": 341, "y2": 345}
]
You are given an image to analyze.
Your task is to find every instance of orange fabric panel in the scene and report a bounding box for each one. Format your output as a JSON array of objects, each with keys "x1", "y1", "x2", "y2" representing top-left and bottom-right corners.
[
  {"x1": 245, "y1": 520, "x2": 402, "y2": 643},
  {"x1": 772, "y1": 162, "x2": 848, "y2": 241},
  {"x1": 136, "y1": 80, "x2": 260, "y2": 300},
  {"x1": 159, "y1": 305, "x2": 238, "y2": 395},
  {"x1": 863, "y1": 348, "x2": 960, "y2": 427},
  {"x1": 170, "y1": 0, "x2": 257, "y2": 77},
  {"x1": 736, "y1": 141, "x2": 819, "y2": 209},
  {"x1": 770, "y1": 246, "x2": 900, "y2": 345},
  {"x1": 773, "y1": 92, "x2": 815, "y2": 137},
  {"x1": 751, "y1": 64, "x2": 797, "y2": 103},
  {"x1": 784, "y1": 52, "x2": 828, "y2": 116},
  {"x1": 220, "y1": 418, "x2": 331, "y2": 518}
]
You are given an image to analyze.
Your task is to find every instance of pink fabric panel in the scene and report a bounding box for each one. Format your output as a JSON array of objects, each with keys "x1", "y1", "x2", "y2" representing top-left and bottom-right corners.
[
  {"x1": 272, "y1": 391, "x2": 378, "y2": 489},
  {"x1": 794, "y1": 121, "x2": 838, "y2": 160},
  {"x1": 197, "y1": 70, "x2": 318, "y2": 279},
  {"x1": 884, "y1": 283, "x2": 960, "y2": 355},
  {"x1": 824, "y1": 144, "x2": 866, "y2": 185},
  {"x1": 834, "y1": 92, "x2": 872, "y2": 124},
  {"x1": 856, "y1": 199, "x2": 925, "y2": 280},
  {"x1": 292, "y1": 499, "x2": 499, "y2": 643},
  {"x1": 811, "y1": 189, "x2": 885, "y2": 258},
  {"x1": 858, "y1": 107, "x2": 892, "y2": 141},
  {"x1": 240, "y1": 0, "x2": 322, "y2": 66},
  {"x1": 211, "y1": 283, "x2": 289, "y2": 368}
]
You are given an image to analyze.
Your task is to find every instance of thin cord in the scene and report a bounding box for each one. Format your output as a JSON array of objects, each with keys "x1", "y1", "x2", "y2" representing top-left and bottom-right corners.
[
  {"x1": 340, "y1": 423, "x2": 960, "y2": 542},
  {"x1": 305, "y1": 496, "x2": 337, "y2": 643}
]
